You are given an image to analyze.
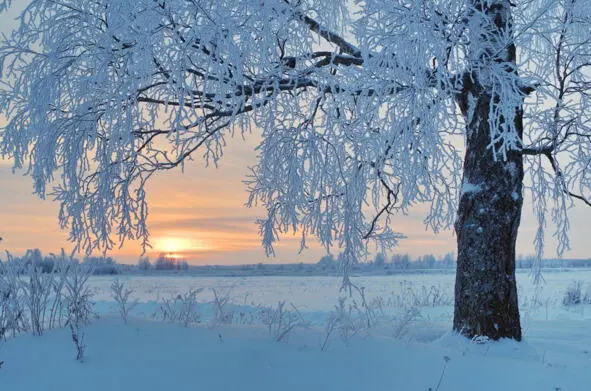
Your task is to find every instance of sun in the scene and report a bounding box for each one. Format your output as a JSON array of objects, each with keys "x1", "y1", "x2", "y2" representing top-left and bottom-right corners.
[{"x1": 153, "y1": 236, "x2": 210, "y2": 256}]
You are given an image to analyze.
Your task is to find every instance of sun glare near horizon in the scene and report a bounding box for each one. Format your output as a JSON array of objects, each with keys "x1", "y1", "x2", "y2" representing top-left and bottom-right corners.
[{"x1": 153, "y1": 236, "x2": 211, "y2": 257}]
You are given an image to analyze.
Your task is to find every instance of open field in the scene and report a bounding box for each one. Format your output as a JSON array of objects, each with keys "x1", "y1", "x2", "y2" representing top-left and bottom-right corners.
[{"x1": 2, "y1": 270, "x2": 590, "y2": 391}]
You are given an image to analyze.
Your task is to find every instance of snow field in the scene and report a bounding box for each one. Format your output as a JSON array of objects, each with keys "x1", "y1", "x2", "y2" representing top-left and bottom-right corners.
[{"x1": 1, "y1": 270, "x2": 590, "y2": 391}]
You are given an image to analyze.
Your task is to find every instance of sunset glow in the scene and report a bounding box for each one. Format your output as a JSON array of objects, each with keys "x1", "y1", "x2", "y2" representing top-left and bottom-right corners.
[{"x1": 153, "y1": 236, "x2": 211, "y2": 256}]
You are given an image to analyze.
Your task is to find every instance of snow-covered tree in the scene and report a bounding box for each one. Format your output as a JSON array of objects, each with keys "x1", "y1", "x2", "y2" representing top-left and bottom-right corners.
[
  {"x1": 1, "y1": 0, "x2": 590, "y2": 340},
  {"x1": 373, "y1": 253, "x2": 386, "y2": 269},
  {"x1": 317, "y1": 254, "x2": 337, "y2": 270}
]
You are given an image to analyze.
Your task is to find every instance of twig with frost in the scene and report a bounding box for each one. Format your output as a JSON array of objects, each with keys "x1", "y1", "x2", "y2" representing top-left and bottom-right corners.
[
  {"x1": 429, "y1": 356, "x2": 451, "y2": 391},
  {"x1": 111, "y1": 278, "x2": 138, "y2": 324},
  {"x1": 392, "y1": 306, "x2": 421, "y2": 340},
  {"x1": 259, "y1": 301, "x2": 307, "y2": 342},
  {"x1": 320, "y1": 297, "x2": 365, "y2": 350},
  {"x1": 211, "y1": 287, "x2": 234, "y2": 326},
  {"x1": 64, "y1": 263, "x2": 94, "y2": 362},
  {"x1": 0, "y1": 255, "x2": 26, "y2": 338},
  {"x1": 155, "y1": 288, "x2": 203, "y2": 327}
]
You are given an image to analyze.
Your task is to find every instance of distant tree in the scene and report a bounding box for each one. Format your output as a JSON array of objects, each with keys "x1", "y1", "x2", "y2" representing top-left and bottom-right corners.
[
  {"x1": 441, "y1": 253, "x2": 456, "y2": 269},
  {"x1": 317, "y1": 254, "x2": 337, "y2": 270},
  {"x1": 154, "y1": 254, "x2": 184, "y2": 270},
  {"x1": 1, "y1": 0, "x2": 590, "y2": 340},
  {"x1": 137, "y1": 257, "x2": 151, "y2": 271},
  {"x1": 178, "y1": 260, "x2": 189, "y2": 270},
  {"x1": 422, "y1": 254, "x2": 437, "y2": 269},
  {"x1": 373, "y1": 253, "x2": 387, "y2": 269},
  {"x1": 83, "y1": 256, "x2": 119, "y2": 275},
  {"x1": 393, "y1": 254, "x2": 412, "y2": 270}
]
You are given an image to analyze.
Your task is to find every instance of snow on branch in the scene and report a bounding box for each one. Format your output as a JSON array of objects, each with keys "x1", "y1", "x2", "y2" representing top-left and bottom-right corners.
[{"x1": 0, "y1": 0, "x2": 588, "y2": 272}]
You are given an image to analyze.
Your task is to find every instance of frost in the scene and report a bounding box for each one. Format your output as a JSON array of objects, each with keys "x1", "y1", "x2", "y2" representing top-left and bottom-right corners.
[
  {"x1": 462, "y1": 183, "x2": 482, "y2": 195},
  {"x1": 0, "y1": 0, "x2": 588, "y2": 275},
  {"x1": 505, "y1": 162, "x2": 517, "y2": 177}
]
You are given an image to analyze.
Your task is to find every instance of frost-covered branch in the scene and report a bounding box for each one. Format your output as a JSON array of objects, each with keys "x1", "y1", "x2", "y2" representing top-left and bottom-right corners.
[
  {"x1": 0, "y1": 0, "x2": 589, "y2": 278},
  {"x1": 517, "y1": 0, "x2": 591, "y2": 267}
]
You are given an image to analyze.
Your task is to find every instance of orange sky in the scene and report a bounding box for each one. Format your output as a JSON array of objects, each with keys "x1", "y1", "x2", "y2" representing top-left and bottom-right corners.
[
  {"x1": 1, "y1": 130, "x2": 590, "y2": 265},
  {"x1": 0, "y1": 133, "x2": 457, "y2": 265}
]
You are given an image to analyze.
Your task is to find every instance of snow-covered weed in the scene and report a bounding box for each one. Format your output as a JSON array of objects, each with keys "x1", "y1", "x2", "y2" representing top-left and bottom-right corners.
[
  {"x1": 0, "y1": 257, "x2": 26, "y2": 339},
  {"x1": 471, "y1": 335, "x2": 490, "y2": 344},
  {"x1": 211, "y1": 287, "x2": 234, "y2": 326},
  {"x1": 562, "y1": 281, "x2": 590, "y2": 306},
  {"x1": 429, "y1": 356, "x2": 451, "y2": 391},
  {"x1": 155, "y1": 288, "x2": 203, "y2": 327},
  {"x1": 387, "y1": 282, "x2": 452, "y2": 309},
  {"x1": 321, "y1": 297, "x2": 366, "y2": 350},
  {"x1": 320, "y1": 290, "x2": 422, "y2": 351},
  {"x1": 64, "y1": 263, "x2": 94, "y2": 362},
  {"x1": 111, "y1": 278, "x2": 138, "y2": 324},
  {"x1": 0, "y1": 251, "x2": 75, "y2": 338},
  {"x1": 259, "y1": 301, "x2": 307, "y2": 342},
  {"x1": 22, "y1": 259, "x2": 56, "y2": 336},
  {"x1": 392, "y1": 306, "x2": 421, "y2": 339}
]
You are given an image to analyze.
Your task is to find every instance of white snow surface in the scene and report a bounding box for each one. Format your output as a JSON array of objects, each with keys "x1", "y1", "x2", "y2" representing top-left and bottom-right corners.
[{"x1": 1, "y1": 270, "x2": 590, "y2": 391}]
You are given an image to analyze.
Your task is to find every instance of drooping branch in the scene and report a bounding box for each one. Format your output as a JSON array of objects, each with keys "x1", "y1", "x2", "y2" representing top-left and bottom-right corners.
[{"x1": 283, "y1": 1, "x2": 363, "y2": 58}]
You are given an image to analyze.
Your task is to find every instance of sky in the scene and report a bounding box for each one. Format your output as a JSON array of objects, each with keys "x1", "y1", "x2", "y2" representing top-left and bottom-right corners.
[{"x1": 0, "y1": 3, "x2": 589, "y2": 265}]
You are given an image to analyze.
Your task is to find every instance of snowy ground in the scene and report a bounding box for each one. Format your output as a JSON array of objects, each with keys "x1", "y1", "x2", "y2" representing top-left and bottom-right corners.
[{"x1": 1, "y1": 270, "x2": 590, "y2": 391}]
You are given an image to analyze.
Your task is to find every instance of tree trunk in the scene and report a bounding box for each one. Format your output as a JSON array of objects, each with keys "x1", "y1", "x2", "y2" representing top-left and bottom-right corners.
[{"x1": 453, "y1": 0, "x2": 523, "y2": 341}]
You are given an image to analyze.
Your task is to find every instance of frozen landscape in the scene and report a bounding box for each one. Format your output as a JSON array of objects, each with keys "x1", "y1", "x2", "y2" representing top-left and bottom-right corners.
[
  {"x1": 2, "y1": 269, "x2": 590, "y2": 391},
  {"x1": 1, "y1": 0, "x2": 591, "y2": 390}
]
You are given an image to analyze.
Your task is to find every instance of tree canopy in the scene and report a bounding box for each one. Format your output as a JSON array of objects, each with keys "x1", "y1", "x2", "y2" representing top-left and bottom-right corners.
[{"x1": 0, "y1": 0, "x2": 589, "y2": 273}]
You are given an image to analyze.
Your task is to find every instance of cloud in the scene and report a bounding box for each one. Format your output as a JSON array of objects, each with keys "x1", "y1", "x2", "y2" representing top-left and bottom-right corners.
[{"x1": 150, "y1": 215, "x2": 258, "y2": 233}]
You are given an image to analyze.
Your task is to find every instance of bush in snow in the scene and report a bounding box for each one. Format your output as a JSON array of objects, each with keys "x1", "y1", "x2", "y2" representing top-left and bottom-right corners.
[
  {"x1": 111, "y1": 278, "x2": 138, "y2": 324},
  {"x1": 562, "y1": 281, "x2": 591, "y2": 306},
  {"x1": 64, "y1": 263, "x2": 94, "y2": 362},
  {"x1": 155, "y1": 288, "x2": 203, "y2": 327},
  {"x1": 259, "y1": 301, "x2": 307, "y2": 343},
  {"x1": 387, "y1": 281, "x2": 452, "y2": 309},
  {"x1": 22, "y1": 253, "x2": 58, "y2": 336},
  {"x1": 391, "y1": 306, "x2": 421, "y2": 340},
  {"x1": 321, "y1": 297, "x2": 366, "y2": 350},
  {"x1": 211, "y1": 288, "x2": 234, "y2": 326},
  {"x1": 0, "y1": 255, "x2": 27, "y2": 339},
  {"x1": 0, "y1": 250, "x2": 74, "y2": 337}
]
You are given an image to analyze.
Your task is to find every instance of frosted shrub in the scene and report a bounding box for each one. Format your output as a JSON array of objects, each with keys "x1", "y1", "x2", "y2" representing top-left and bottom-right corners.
[
  {"x1": 111, "y1": 279, "x2": 138, "y2": 324},
  {"x1": 321, "y1": 297, "x2": 366, "y2": 351},
  {"x1": 562, "y1": 281, "x2": 590, "y2": 306},
  {"x1": 24, "y1": 251, "x2": 73, "y2": 334},
  {"x1": 391, "y1": 307, "x2": 421, "y2": 340},
  {"x1": 0, "y1": 257, "x2": 26, "y2": 339},
  {"x1": 22, "y1": 259, "x2": 55, "y2": 336},
  {"x1": 47, "y1": 260, "x2": 70, "y2": 329},
  {"x1": 259, "y1": 301, "x2": 307, "y2": 343},
  {"x1": 0, "y1": 250, "x2": 72, "y2": 337},
  {"x1": 211, "y1": 288, "x2": 234, "y2": 326},
  {"x1": 64, "y1": 264, "x2": 94, "y2": 362},
  {"x1": 155, "y1": 288, "x2": 203, "y2": 327},
  {"x1": 388, "y1": 282, "x2": 452, "y2": 309}
]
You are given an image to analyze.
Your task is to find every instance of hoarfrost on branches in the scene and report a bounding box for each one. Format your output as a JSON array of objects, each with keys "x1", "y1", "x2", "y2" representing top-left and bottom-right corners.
[{"x1": 0, "y1": 0, "x2": 589, "y2": 277}]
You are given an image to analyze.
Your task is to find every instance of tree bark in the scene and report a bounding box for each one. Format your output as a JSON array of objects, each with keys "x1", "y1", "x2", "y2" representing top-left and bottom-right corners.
[{"x1": 453, "y1": 0, "x2": 523, "y2": 341}]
